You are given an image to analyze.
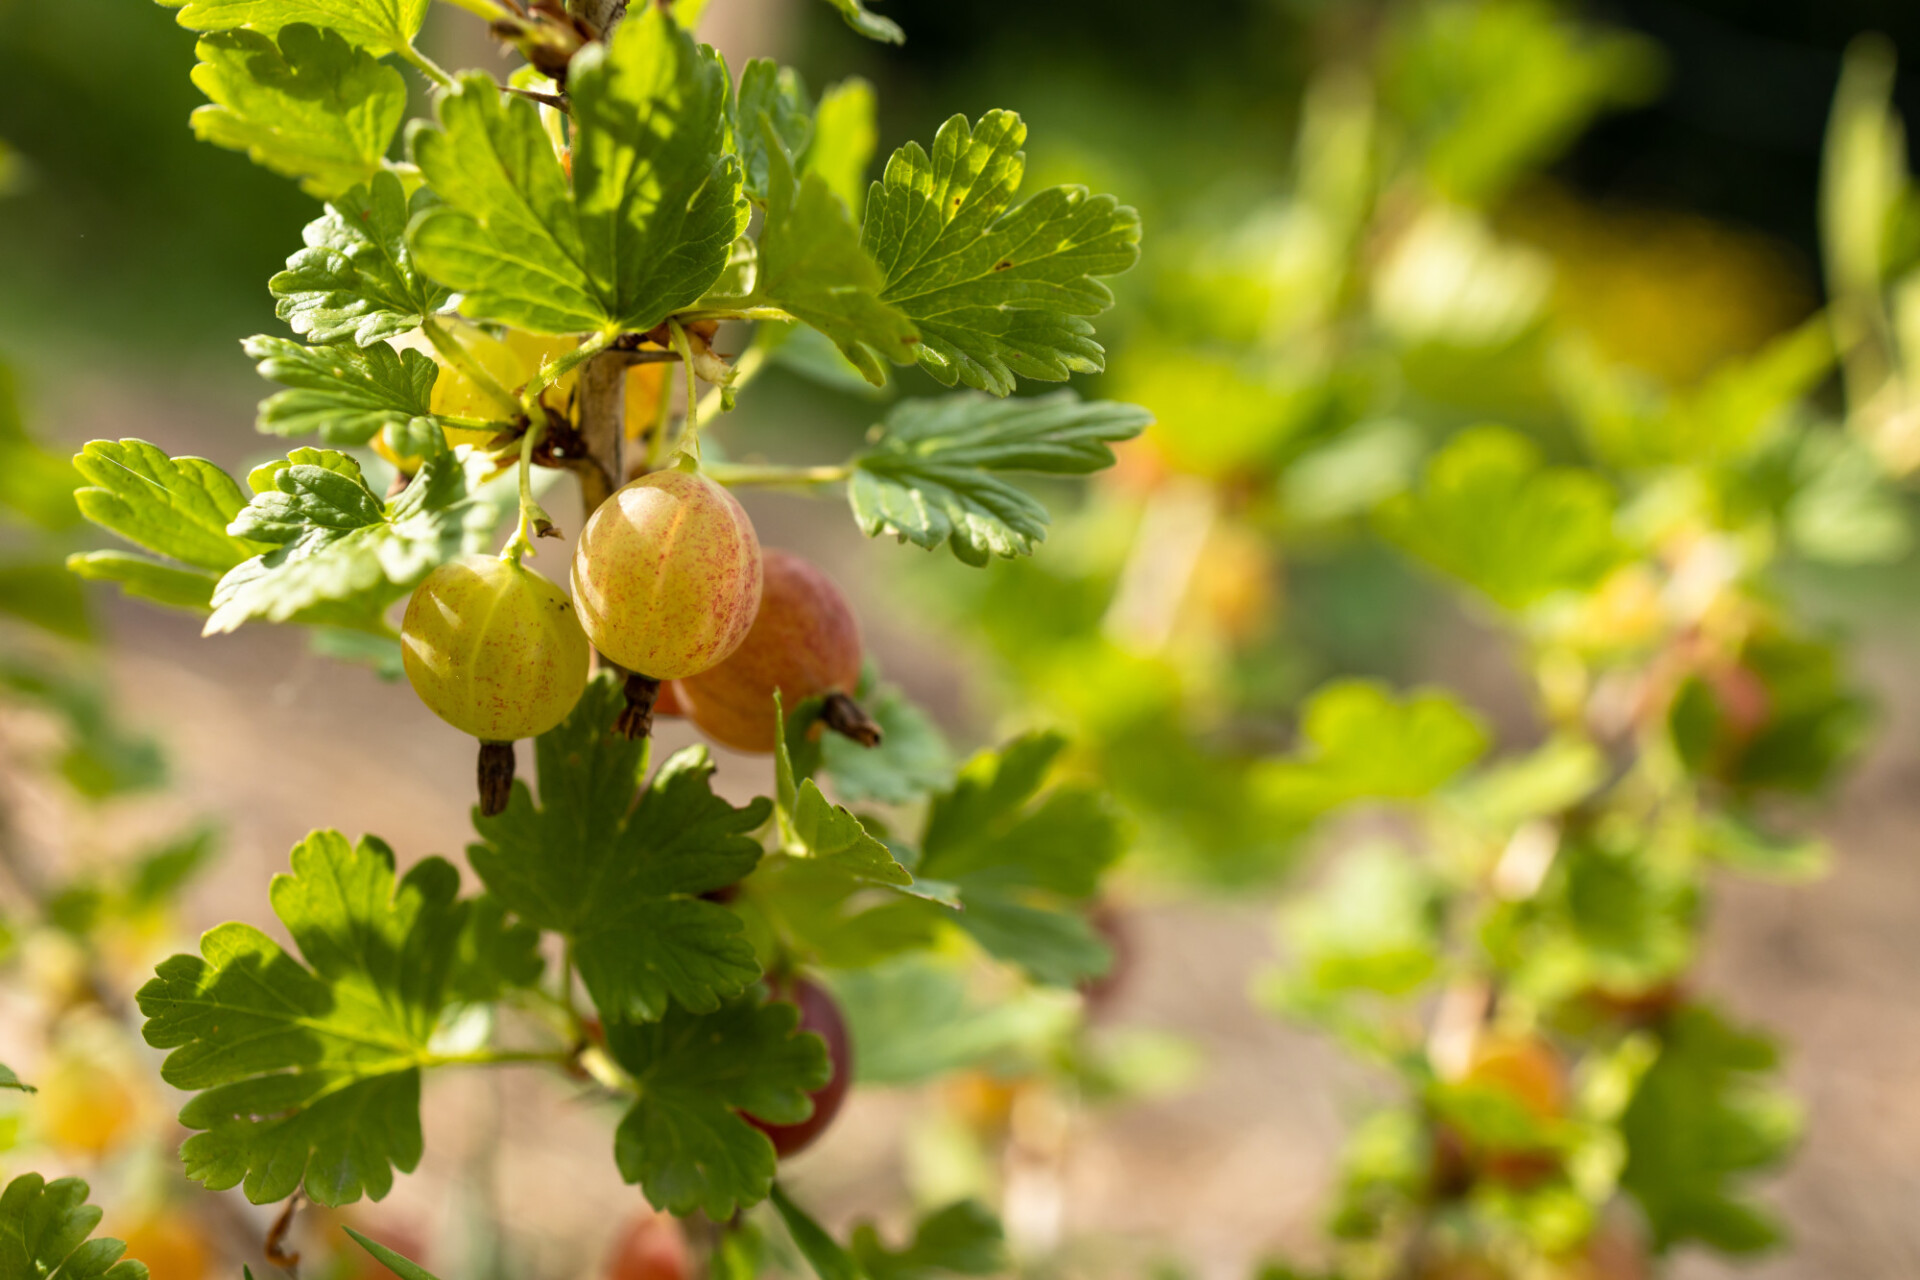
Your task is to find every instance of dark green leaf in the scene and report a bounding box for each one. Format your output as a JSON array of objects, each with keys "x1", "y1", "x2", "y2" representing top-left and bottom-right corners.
[
  {"x1": 732, "y1": 118, "x2": 918, "y2": 386},
  {"x1": 188, "y1": 25, "x2": 405, "y2": 198},
  {"x1": 0, "y1": 363, "x2": 82, "y2": 532},
  {"x1": 0, "y1": 1173, "x2": 148, "y2": 1280},
  {"x1": 849, "y1": 392, "x2": 1150, "y2": 563},
  {"x1": 410, "y1": 11, "x2": 746, "y2": 334},
  {"x1": 0, "y1": 561, "x2": 91, "y2": 641},
  {"x1": 271, "y1": 172, "x2": 453, "y2": 345},
  {"x1": 917, "y1": 732, "x2": 1125, "y2": 985},
  {"x1": 770, "y1": 1184, "x2": 864, "y2": 1280},
  {"x1": 138, "y1": 831, "x2": 483, "y2": 1205},
  {"x1": 207, "y1": 448, "x2": 502, "y2": 634},
  {"x1": 0, "y1": 1064, "x2": 31, "y2": 1093},
  {"x1": 607, "y1": 996, "x2": 830, "y2": 1218},
  {"x1": 774, "y1": 694, "x2": 911, "y2": 888},
  {"x1": 247, "y1": 335, "x2": 439, "y2": 444},
  {"x1": 343, "y1": 1228, "x2": 444, "y2": 1280},
  {"x1": 863, "y1": 112, "x2": 1140, "y2": 394},
  {"x1": 819, "y1": 682, "x2": 951, "y2": 804},
  {"x1": 469, "y1": 674, "x2": 771, "y2": 1021},
  {"x1": 737, "y1": 60, "x2": 813, "y2": 202}
]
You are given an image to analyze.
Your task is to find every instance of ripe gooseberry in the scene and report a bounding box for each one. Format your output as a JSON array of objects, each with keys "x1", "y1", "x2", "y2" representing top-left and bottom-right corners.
[
  {"x1": 402, "y1": 554, "x2": 591, "y2": 742},
  {"x1": 744, "y1": 976, "x2": 851, "y2": 1158},
  {"x1": 604, "y1": 1213, "x2": 689, "y2": 1280},
  {"x1": 674, "y1": 550, "x2": 862, "y2": 753},
  {"x1": 571, "y1": 467, "x2": 763, "y2": 680}
]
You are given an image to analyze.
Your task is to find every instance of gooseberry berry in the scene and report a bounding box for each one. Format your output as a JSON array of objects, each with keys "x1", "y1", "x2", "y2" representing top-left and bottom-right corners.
[
  {"x1": 605, "y1": 1212, "x2": 689, "y2": 1280},
  {"x1": 744, "y1": 976, "x2": 851, "y2": 1158},
  {"x1": 571, "y1": 468, "x2": 763, "y2": 681},
  {"x1": 675, "y1": 550, "x2": 862, "y2": 753},
  {"x1": 401, "y1": 554, "x2": 591, "y2": 743}
]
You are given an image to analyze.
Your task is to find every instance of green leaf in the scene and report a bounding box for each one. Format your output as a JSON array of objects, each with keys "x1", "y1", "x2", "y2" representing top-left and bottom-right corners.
[
  {"x1": 770, "y1": 1184, "x2": 864, "y2": 1280},
  {"x1": 1620, "y1": 1005, "x2": 1798, "y2": 1253},
  {"x1": 271, "y1": 172, "x2": 453, "y2": 346},
  {"x1": 0, "y1": 363, "x2": 82, "y2": 533},
  {"x1": 1277, "y1": 843, "x2": 1441, "y2": 1000},
  {"x1": 157, "y1": 0, "x2": 431, "y2": 55},
  {"x1": 820, "y1": 0, "x2": 904, "y2": 45},
  {"x1": 72, "y1": 440, "x2": 265, "y2": 574},
  {"x1": 188, "y1": 25, "x2": 405, "y2": 199},
  {"x1": 774, "y1": 694, "x2": 912, "y2": 888},
  {"x1": 0, "y1": 1064, "x2": 31, "y2": 1093},
  {"x1": 807, "y1": 79, "x2": 878, "y2": 217},
  {"x1": 0, "y1": 561, "x2": 91, "y2": 641},
  {"x1": 832, "y1": 956, "x2": 1075, "y2": 1084},
  {"x1": 409, "y1": 11, "x2": 747, "y2": 335},
  {"x1": 1697, "y1": 812, "x2": 1830, "y2": 883},
  {"x1": 1380, "y1": 426, "x2": 1619, "y2": 610},
  {"x1": 606, "y1": 996, "x2": 830, "y2": 1218},
  {"x1": 138, "y1": 831, "x2": 483, "y2": 1206},
  {"x1": 1251, "y1": 680, "x2": 1490, "y2": 818},
  {"x1": 343, "y1": 1228, "x2": 443, "y2": 1280},
  {"x1": 916, "y1": 732, "x2": 1125, "y2": 985},
  {"x1": 0, "y1": 1173, "x2": 147, "y2": 1280},
  {"x1": 66, "y1": 552, "x2": 219, "y2": 613},
  {"x1": 862, "y1": 111, "x2": 1140, "y2": 394},
  {"x1": 820, "y1": 682, "x2": 951, "y2": 804},
  {"x1": 245, "y1": 335, "x2": 439, "y2": 444},
  {"x1": 851, "y1": 1200, "x2": 1008, "y2": 1280},
  {"x1": 207, "y1": 449, "x2": 502, "y2": 634},
  {"x1": 737, "y1": 60, "x2": 813, "y2": 203},
  {"x1": 733, "y1": 118, "x2": 918, "y2": 386},
  {"x1": 469, "y1": 674, "x2": 770, "y2": 1021},
  {"x1": 849, "y1": 391, "x2": 1150, "y2": 564}
]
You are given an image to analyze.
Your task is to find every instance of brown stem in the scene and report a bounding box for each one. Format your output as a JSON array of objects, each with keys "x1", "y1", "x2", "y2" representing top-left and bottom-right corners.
[
  {"x1": 265, "y1": 1192, "x2": 305, "y2": 1273},
  {"x1": 478, "y1": 741, "x2": 517, "y2": 817},
  {"x1": 575, "y1": 349, "x2": 628, "y2": 515},
  {"x1": 821, "y1": 692, "x2": 883, "y2": 748},
  {"x1": 615, "y1": 673, "x2": 661, "y2": 741}
]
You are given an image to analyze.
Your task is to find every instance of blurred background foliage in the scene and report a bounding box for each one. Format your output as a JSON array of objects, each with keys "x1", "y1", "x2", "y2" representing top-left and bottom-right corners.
[{"x1": 7, "y1": 0, "x2": 1920, "y2": 1277}]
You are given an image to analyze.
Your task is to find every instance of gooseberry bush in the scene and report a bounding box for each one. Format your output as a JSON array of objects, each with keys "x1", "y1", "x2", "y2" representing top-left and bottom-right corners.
[{"x1": 5, "y1": 0, "x2": 1148, "y2": 1274}]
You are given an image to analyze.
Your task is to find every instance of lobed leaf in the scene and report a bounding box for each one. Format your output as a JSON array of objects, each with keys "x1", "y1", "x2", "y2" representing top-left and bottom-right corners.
[
  {"x1": 72, "y1": 440, "x2": 265, "y2": 574},
  {"x1": 206, "y1": 448, "x2": 502, "y2": 634},
  {"x1": 729, "y1": 117, "x2": 918, "y2": 385},
  {"x1": 852, "y1": 1200, "x2": 1008, "y2": 1280},
  {"x1": 849, "y1": 391, "x2": 1150, "y2": 564},
  {"x1": 271, "y1": 171, "x2": 453, "y2": 346},
  {"x1": 246, "y1": 335, "x2": 439, "y2": 444},
  {"x1": 188, "y1": 25, "x2": 404, "y2": 199},
  {"x1": 157, "y1": 0, "x2": 431, "y2": 55},
  {"x1": 607, "y1": 997, "x2": 830, "y2": 1218},
  {"x1": 862, "y1": 111, "x2": 1140, "y2": 394},
  {"x1": 409, "y1": 11, "x2": 746, "y2": 335},
  {"x1": 0, "y1": 1174, "x2": 147, "y2": 1280},
  {"x1": 137, "y1": 832, "x2": 488, "y2": 1205},
  {"x1": 468, "y1": 675, "x2": 771, "y2": 1021}
]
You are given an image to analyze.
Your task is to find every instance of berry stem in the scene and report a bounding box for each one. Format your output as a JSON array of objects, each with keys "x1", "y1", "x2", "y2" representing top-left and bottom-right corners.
[
  {"x1": 821, "y1": 692, "x2": 883, "y2": 748},
  {"x1": 505, "y1": 416, "x2": 556, "y2": 562},
  {"x1": 523, "y1": 328, "x2": 615, "y2": 417},
  {"x1": 667, "y1": 318, "x2": 700, "y2": 457},
  {"x1": 396, "y1": 41, "x2": 457, "y2": 89},
  {"x1": 693, "y1": 340, "x2": 770, "y2": 424},
  {"x1": 615, "y1": 672, "x2": 663, "y2": 741},
  {"x1": 478, "y1": 740, "x2": 517, "y2": 817}
]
